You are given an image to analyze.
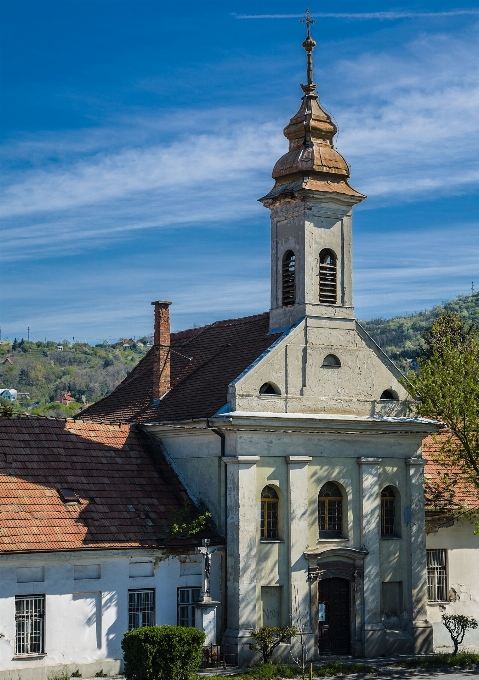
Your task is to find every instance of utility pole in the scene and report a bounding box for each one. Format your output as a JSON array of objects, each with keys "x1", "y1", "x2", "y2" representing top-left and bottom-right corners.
[
  {"x1": 472, "y1": 282, "x2": 475, "y2": 296},
  {"x1": 27, "y1": 327, "x2": 30, "y2": 342}
]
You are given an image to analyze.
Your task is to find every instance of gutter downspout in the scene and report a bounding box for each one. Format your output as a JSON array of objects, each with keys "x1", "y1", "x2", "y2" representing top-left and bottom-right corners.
[{"x1": 207, "y1": 420, "x2": 227, "y2": 640}]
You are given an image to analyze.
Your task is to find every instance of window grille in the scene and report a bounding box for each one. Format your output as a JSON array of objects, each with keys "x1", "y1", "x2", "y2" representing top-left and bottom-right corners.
[
  {"x1": 318, "y1": 482, "x2": 343, "y2": 538},
  {"x1": 15, "y1": 595, "x2": 45, "y2": 655},
  {"x1": 128, "y1": 589, "x2": 155, "y2": 630},
  {"x1": 261, "y1": 486, "x2": 279, "y2": 539},
  {"x1": 381, "y1": 487, "x2": 396, "y2": 536},
  {"x1": 319, "y1": 249, "x2": 337, "y2": 304},
  {"x1": 177, "y1": 587, "x2": 201, "y2": 627},
  {"x1": 282, "y1": 251, "x2": 296, "y2": 306},
  {"x1": 427, "y1": 549, "x2": 447, "y2": 602}
]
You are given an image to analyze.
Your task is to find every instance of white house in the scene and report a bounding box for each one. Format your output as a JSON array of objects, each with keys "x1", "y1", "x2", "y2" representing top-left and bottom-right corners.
[
  {"x1": 82, "y1": 27, "x2": 443, "y2": 663},
  {"x1": 0, "y1": 418, "x2": 222, "y2": 680},
  {"x1": 424, "y1": 435, "x2": 479, "y2": 650},
  {"x1": 0, "y1": 390, "x2": 17, "y2": 402}
]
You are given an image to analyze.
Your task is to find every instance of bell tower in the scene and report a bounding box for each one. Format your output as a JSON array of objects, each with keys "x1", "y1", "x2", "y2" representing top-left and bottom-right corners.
[{"x1": 260, "y1": 14, "x2": 366, "y2": 330}]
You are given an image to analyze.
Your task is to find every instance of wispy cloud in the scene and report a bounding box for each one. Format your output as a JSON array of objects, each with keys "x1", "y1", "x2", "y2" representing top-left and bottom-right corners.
[{"x1": 234, "y1": 10, "x2": 479, "y2": 20}]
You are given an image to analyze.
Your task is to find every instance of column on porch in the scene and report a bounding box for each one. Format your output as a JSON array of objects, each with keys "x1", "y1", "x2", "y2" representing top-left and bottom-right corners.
[
  {"x1": 223, "y1": 456, "x2": 259, "y2": 654},
  {"x1": 406, "y1": 457, "x2": 433, "y2": 653},
  {"x1": 287, "y1": 456, "x2": 314, "y2": 654},
  {"x1": 357, "y1": 457, "x2": 383, "y2": 656}
]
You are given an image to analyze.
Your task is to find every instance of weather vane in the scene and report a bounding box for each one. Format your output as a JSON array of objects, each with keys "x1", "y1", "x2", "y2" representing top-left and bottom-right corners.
[{"x1": 300, "y1": 8, "x2": 315, "y2": 37}]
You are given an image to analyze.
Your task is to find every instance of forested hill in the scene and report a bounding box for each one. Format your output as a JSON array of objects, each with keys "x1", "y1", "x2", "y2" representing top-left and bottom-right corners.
[
  {"x1": 1, "y1": 293, "x2": 477, "y2": 416},
  {"x1": 359, "y1": 292, "x2": 479, "y2": 370}
]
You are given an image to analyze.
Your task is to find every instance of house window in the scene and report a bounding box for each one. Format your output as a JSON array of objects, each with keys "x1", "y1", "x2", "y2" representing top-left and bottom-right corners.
[
  {"x1": 318, "y1": 482, "x2": 343, "y2": 538},
  {"x1": 381, "y1": 486, "x2": 396, "y2": 536},
  {"x1": 128, "y1": 589, "x2": 155, "y2": 630},
  {"x1": 177, "y1": 587, "x2": 201, "y2": 627},
  {"x1": 282, "y1": 250, "x2": 296, "y2": 306},
  {"x1": 261, "y1": 486, "x2": 279, "y2": 539},
  {"x1": 319, "y1": 249, "x2": 337, "y2": 304},
  {"x1": 15, "y1": 595, "x2": 45, "y2": 656},
  {"x1": 427, "y1": 549, "x2": 447, "y2": 602}
]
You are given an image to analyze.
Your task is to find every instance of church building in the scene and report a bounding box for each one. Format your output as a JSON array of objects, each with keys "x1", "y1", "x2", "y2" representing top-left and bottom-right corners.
[{"x1": 81, "y1": 22, "x2": 443, "y2": 663}]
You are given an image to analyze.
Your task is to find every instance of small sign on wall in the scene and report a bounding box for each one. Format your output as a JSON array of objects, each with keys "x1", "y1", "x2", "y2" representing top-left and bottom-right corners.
[{"x1": 318, "y1": 603, "x2": 326, "y2": 622}]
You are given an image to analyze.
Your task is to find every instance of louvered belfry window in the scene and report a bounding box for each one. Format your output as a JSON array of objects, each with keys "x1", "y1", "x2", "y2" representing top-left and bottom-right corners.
[
  {"x1": 282, "y1": 251, "x2": 296, "y2": 306},
  {"x1": 319, "y1": 249, "x2": 337, "y2": 304}
]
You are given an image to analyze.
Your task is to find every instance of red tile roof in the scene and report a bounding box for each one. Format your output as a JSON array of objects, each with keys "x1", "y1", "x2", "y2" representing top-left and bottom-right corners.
[
  {"x1": 80, "y1": 312, "x2": 282, "y2": 423},
  {"x1": 0, "y1": 417, "x2": 219, "y2": 553},
  {"x1": 423, "y1": 433, "x2": 479, "y2": 511}
]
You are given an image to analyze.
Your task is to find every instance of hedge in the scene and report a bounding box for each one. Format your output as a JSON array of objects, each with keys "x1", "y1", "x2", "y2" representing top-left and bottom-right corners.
[{"x1": 121, "y1": 625, "x2": 206, "y2": 680}]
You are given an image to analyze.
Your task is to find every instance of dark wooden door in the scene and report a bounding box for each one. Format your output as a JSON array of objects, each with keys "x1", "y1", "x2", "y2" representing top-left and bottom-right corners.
[{"x1": 317, "y1": 578, "x2": 350, "y2": 655}]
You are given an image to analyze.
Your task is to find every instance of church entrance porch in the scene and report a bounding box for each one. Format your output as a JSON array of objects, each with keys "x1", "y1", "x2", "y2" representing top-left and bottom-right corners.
[{"x1": 317, "y1": 577, "x2": 351, "y2": 655}]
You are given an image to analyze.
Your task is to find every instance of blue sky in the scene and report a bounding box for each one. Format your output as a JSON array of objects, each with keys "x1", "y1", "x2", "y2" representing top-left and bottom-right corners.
[{"x1": 1, "y1": 1, "x2": 478, "y2": 343}]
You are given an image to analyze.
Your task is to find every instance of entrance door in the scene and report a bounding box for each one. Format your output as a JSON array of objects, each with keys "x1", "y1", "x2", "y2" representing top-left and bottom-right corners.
[{"x1": 317, "y1": 578, "x2": 350, "y2": 655}]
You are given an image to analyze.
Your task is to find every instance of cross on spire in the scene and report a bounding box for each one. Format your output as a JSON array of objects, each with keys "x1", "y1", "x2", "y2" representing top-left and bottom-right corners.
[
  {"x1": 300, "y1": 8, "x2": 317, "y2": 92},
  {"x1": 300, "y1": 8, "x2": 315, "y2": 37}
]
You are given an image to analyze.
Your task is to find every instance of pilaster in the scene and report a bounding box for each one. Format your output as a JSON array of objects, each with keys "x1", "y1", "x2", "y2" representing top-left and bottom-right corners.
[
  {"x1": 357, "y1": 457, "x2": 383, "y2": 656},
  {"x1": 222, "y1": 456, "x2": 260, "y2": 654},
  {"x1": 406, "y1": 458, "x2": 433, "y2": 653}
]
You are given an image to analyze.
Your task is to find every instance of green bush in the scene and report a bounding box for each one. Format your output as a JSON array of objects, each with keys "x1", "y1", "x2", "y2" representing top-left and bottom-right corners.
[{"x1": 121, "y1": 625, "x2": 206, "y2": 680}]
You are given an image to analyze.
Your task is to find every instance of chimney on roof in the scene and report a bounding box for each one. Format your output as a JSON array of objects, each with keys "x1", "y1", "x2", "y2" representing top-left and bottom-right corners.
[{"x1": 151, "y1": 300, "x2": 172, "y2": 400}]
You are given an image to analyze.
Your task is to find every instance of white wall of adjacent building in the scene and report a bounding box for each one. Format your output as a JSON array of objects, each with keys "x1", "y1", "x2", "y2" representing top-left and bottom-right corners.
[
  {"x1": 0, "y1": 549, "x2": 222, "y2": 680},
  {"x1": 426, "y1": 517, "x2": 479, "y2": 649}
]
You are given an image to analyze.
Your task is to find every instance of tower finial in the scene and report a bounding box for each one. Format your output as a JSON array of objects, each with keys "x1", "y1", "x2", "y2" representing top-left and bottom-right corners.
[{"x1": 300, "y1": 8, "x2": 317, "y2": 94}]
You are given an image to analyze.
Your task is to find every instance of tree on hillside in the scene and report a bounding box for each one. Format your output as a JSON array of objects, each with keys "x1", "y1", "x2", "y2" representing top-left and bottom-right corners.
[{"x1": 404, "y1": 311, "x2": 479, "y2": 494}]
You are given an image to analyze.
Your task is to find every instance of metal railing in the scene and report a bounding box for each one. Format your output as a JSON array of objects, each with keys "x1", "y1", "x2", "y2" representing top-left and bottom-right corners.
[{"x1": 200, "y1": 644, "x2": 238, "y2": 668}]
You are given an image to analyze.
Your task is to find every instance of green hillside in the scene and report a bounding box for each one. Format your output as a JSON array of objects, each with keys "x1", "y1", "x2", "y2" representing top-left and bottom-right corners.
[
  {"x1": 359, "y1": 292, "x2": 479, "y2": 371},
  {"x1": 0, "y1": 338, "x2": 150, "y2": 417},
  {"x1": 1, "y1": 292, "x2": 477, "y2": 416}
]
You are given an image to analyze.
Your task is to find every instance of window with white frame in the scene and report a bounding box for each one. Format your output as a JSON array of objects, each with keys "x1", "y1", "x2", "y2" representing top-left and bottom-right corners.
[
  {"x1": 15, "y1": 595, "x2": 45, "y2": 655},
  {"x1": 427, "y1": 549, "x2": 447, "y2": 602},
  {"x1": 177, "y1": 587, "x2": 201, "y2": 627},
  {"x1": 128, "y1": 589, "x2": 155, "y2": 630}
]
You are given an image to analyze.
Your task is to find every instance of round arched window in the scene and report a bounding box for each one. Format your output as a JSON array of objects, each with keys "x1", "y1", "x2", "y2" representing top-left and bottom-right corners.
[
  {"x1": 282, "y1": 251, "x2": 296, "y2": 307},
  {"x1": 318, "y1": 482, "x2": 343, "y2": 538},
  {"x1": 319, "y1": 249, "x2": 337, "y2": 305},
  {"x1": 261, "y1": 486, "x2": 279, "y2": 539},
  {"x1": 322, "y1": 354, "x2": 341, "y2": 367},
  {"x1": 259, "y1": 383, "x2": 279, "y2": 395}
]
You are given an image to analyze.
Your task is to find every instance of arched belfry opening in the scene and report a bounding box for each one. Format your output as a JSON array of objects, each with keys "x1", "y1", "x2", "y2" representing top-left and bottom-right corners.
[
  {"x1": 282, "y1": 250, "x2": 296, "y2": 306},
  {"x1": 319, "y1": 249, "x2": 337, "y2": 305}
]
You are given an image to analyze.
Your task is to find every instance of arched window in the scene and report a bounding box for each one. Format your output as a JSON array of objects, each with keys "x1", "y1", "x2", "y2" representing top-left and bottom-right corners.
[
  {"x1": 322, "y1": 354, "x2": 341, "y2": 367},
  {"x1": 318, "y1": 482, "x2": 343, "y2": 538},
  {"x1": 261, "y1": 486, "x2": 279, "y2": 539},
  {"x1": 381, "y1": 486, "x2": 396, "y2": 536},
  {"x1": 380, "y1": 389, "x2": 398, "y2": 401},
  {"x1": 282, "y1": 251, "x2": 296, "y2": 306},
  {"x1": 319, "y1": 249, "x2": 337, "y2": 305},
  {"x1": 259, "y1": 383, "x2": 279, "y2": 395}
]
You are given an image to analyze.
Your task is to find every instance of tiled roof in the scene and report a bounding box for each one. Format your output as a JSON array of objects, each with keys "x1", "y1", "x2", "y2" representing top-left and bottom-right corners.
[
  {"x1": 423, "y1": 433, "x2": 479, "y2": 511},
  {"x1": 80, "y1": 312, "x2": 282, "y2": 423},
  {"x1": 0, "y1": 417, "x2": 219, "y2": 553}
]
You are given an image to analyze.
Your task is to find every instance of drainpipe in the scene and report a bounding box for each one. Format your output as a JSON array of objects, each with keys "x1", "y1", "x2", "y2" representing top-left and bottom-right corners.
[{"x1": 207, "y1": 420, "x2": 227, "y2": 639}]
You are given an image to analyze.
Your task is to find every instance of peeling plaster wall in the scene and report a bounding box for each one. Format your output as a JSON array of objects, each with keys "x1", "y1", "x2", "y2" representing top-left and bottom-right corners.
[
  {"x1": 0, "y1": 550, "x2": 221, "y2": 679},
  {"x1": 233, "y1": 318, "x2": 408, "y2": 417},
  {"x1": 426, "y1": 518, "x2": 479, "y2": 648}
]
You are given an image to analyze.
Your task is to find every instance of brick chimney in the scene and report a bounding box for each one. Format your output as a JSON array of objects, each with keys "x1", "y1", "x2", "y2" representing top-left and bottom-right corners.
[{"x1": 151, "y1": 300, "x2": 172, "y2": 400}]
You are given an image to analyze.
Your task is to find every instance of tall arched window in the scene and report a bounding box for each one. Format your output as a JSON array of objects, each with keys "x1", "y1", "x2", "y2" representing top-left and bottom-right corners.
[
  {"x1": 261, "y1": 486, "x2": 279, "y2": 539},
  {"x1": 318, "y1": 482, "x2": 343, "y2": 538},
  {"x1": 381, "y1": 486, "x2": 396, "y2": 536},
  {"x1": 282, "y1": 251, "x2": 296, "y2": 306},
  {"x1": 319, "y1": 249, "x2": 337, "y2": 304}
]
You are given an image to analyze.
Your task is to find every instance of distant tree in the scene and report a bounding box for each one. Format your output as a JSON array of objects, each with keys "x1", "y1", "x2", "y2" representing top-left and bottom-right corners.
[{"x1": 403, "y1": 311, "x2": 479, "y2": 492}]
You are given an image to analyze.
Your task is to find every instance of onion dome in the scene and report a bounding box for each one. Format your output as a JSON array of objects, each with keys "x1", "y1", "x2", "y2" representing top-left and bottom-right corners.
[{"x1": 261, "y1": 18, "x2": 365, "y2": 205}]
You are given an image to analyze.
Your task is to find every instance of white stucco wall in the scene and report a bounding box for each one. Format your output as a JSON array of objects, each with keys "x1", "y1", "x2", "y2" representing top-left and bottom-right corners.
[
  {"x1": 0, "y1": 549, "x2": 222, "y2": 680},
  {"x1": 426, "y1": 517, "x2": 479, "y2": 648}
]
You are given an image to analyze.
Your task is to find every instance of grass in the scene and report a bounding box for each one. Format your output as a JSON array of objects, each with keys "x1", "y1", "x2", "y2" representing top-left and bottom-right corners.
[
  {"x1": 394, "y1": 652, "x2": 479, "y2": 668},
  {"x1": 203, "y1": 661, "x2": 375, "y2": 679}
]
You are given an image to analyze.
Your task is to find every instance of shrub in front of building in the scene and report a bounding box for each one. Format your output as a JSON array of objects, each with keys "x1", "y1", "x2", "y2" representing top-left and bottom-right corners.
[{"x1": 121, "y1": 625, "x2": 206, "y2": 680}]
